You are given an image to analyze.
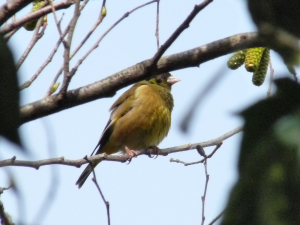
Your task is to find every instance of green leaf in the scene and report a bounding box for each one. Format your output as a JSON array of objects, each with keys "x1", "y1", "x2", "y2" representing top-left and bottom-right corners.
[{"x1": 221, "y1": 78, "x2": 300, "y2": 225}]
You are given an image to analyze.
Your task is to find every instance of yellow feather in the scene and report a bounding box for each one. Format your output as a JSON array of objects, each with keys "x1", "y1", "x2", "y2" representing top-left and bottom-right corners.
[{"x1": 76, "y1": 73, "x2": 179, "y2": 188}]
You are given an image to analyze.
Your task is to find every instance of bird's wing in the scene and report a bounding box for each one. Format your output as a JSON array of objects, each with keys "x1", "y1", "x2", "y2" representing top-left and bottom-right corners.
[
  {"x1": 109, "y1": 81, "x2": 148, "y2": 111},
  {"x1": 91, "y1": 81, "x2": 148, "y2": 156}
]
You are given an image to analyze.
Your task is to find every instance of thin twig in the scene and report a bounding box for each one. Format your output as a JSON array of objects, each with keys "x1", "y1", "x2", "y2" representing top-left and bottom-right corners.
[
  {"x1": 155, "y1": 0, "x2": 160, "y2": 49},
  {"x1": 69, "y1": 0, "x2": 106, "y2": 60},
  {"x1": 45, "y1": 0, "x2": 107, "y2": 96},
  {"x1": 0, "y1": 0, "x2": 77, "y2": 34},
  {"x1": 16, "y1": 17, "x2": 46, "y2": 71},
  {"x1": 149, "y1": 0, "x2": 213, "y2": 68},
  {"x1": 170, "y1": 142, "x2": 223, "y2": 166},
  {"x1": 0, "y1": 0, "x2": 32, "y2": 26},
  {"x1": 0, "y1": 186, "x2": 11, "y2": 195},
  {"x1": 19, "y1": 0, "x2": 89, "y2": 91},
  {"x1": 207, "y1": 209, "x2": 225, "y2": 225},
  {"x1": 53, "y1": 0, "x2": 157, "y2": 96},
  {"x1": 59, "y1": 0, "x2": 81, "y2": 95},
  {"x1": 47, "y1": 0, "x2": 64, "y2": 39},
  {"x1": 3, "y1": 27, "x2": 20, "y2": 42},
  {"x1": 54, "y1": 0, "x2": 212, "y2": 97},
  {"x1": 201, "y1": 157, "x2": 209, "y2": 225},
  {"x1": 267, "y1": 55, "x2": 274, "y2": 97},
  {"x1": 0, "y1": 126, "x2": 242, "y2": 168},
  {"x1": 91, "y1": 167, "x2": 110, "y2": 225}
]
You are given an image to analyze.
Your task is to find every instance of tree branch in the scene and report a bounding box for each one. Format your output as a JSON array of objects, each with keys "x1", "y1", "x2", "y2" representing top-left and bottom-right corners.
[
  {"x1": 0, "y1": 0, "x2": 33, "y2": 25},
  {"x1": 20, "y1": 32, "x2": 264, "y2": 124},
  {"x1": 0, "y1": 126, "x2": 243, "y2": 168},
  {"x1": 16, "y1": 18, "x2": 46, "y2": 70},
  {"x1": 44, "y1": 0, "x2": 157, "y2": 96},
  {"x1": 59, "y1": 0, "x2": 80, "y2": 95},
  {"x1": 0, "y1": 0, "x2": 76, "y2": 34},
  {"x1": 19, "y1": 0, "x2": 89, "y2": 91},
  {"x1": 149, "y1": 0, "x2": 213, "y2": 67}
]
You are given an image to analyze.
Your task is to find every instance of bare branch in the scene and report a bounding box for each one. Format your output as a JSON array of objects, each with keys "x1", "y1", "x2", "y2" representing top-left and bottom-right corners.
[
  {"x1": 0, "y1": 126, "x2": 243, "y2": 168},
  {"x1": 149, "y1": 0, "x2": 213, "y2": 67},
  {"x1": 19, "y1": 33, "x2": 264, "y2": 124},
  {"x1": 155, "y1": 0, "x2": 160, "y2": 49},
  {"x1": 91, "y1": 166, "x2": 110, "y2": 225},
  {"x1": 51, "y1": 0, "x2": 158, "y2": 96},
  {"x1": 50, "y1": 0, "x2": 211, "y2": 96},
  {"x1": 1, "y1": 0, "x2": 76, "y2": 34},
  {"x1": 59, "y1": 0, "x2": 80, "y2": 95},
  {"x1": 207, "y1": 210, "x2": 225, "y2": 225},
  {"x1": 68, "y1": 3, "x2": 106, "y2": 61},
  {"x1": 201, "y1": 158, "x2": 209, "y2": 225},
  {"x1": 58, "y1": 0, "x2": 106, "y2": 94},
  {"x1": 16, "y1": 18, "x2": 46, "y2": 71},
  {"x1": 0, "y1": 0, "x2": 33, "y2": 25},
  {"x1": 170, "y1": 142, "x2": 223, "y2": 166},
  {"x1": 19, "y1": 0, "x2": 89, "y2": 91},
  {"x1": 3, "y1": 27, "x2": 20, "y2": 42},
  {"x1": 0, "y1": 186, "x2": 11, "y2": 195},
  {"x1": 48, "y1": 0, "x2": 64, "y2": 38}
]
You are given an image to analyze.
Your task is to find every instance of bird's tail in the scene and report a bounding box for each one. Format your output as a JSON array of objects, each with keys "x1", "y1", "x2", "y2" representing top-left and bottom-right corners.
[{"x1": 76, "y1": 161, "x2": 100, "y2": 188}]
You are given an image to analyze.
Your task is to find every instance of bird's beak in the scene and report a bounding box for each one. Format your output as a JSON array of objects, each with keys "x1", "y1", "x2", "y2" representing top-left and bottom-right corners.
[{"x1": 167, "y1": 75, "x2": 180, "y2": 85}]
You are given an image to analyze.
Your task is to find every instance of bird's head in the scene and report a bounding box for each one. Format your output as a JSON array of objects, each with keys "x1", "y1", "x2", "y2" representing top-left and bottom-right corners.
[{"x1": 149, "y1": 73, "x2": 180, "y2": 90}]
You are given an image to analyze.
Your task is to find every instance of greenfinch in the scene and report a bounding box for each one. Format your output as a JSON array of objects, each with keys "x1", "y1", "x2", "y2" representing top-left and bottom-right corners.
[{"x1": 76, "y1": 73, "x2": 180, "y2": 188}]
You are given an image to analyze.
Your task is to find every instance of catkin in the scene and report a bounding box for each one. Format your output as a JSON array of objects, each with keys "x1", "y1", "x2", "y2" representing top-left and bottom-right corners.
[
  {"x1": 227, "y1": 50, "x2": 246, "y2": 70},
  {"x1": 252, "y1": 48, "x2": 270, "y2": 86},
  {"x1": 245, "y1": 47, "x2": 265, "y2": 72}
]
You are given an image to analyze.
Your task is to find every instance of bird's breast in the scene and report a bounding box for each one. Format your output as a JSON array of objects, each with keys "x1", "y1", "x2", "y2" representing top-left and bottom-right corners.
[{"x1": 111, "y1": 84, "x2": 172, "y2": 151}]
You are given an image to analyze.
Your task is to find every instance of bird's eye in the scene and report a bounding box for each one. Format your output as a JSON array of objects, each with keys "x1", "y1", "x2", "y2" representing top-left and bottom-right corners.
[{"x1": 156, "y1": 78, "x2": 162, "y2": 83}]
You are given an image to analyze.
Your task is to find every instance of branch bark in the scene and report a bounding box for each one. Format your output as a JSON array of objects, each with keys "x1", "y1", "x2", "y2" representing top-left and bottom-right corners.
[
  {"x1": 0, "y1": 0, "x2": 33, "y2": 25},
  {"x1": 0, "y1": 126, "x2": 243, "y2": 168},
  {"x1": 20, "y1": 32, "x2": 264, "y2": 124},
  {"x1": 0, "y1": 0, "x2": 76, "y2": 34}
]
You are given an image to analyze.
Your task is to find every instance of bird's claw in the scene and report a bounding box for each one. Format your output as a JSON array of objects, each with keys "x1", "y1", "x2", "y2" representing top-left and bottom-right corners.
[
  {"x1": 125, "y1": 146, "x2": 138, "y2": 164},
  {"x1": 147, "y1": 146, "x2": 161, "y2": 159}
]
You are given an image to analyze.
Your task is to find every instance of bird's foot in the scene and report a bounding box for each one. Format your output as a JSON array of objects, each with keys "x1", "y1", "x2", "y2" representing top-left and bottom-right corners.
[
  {"x1": 147, "y1": 146, "x2": 161, "y2": 159},
  {"x1": 125, "y1": 146, "x2": 139, "y2": 163}
]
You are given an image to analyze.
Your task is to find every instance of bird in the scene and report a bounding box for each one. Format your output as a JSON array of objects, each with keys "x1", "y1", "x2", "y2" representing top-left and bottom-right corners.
[{"x1": 76, "y1": 73, "x2": 180, "y2": 188}]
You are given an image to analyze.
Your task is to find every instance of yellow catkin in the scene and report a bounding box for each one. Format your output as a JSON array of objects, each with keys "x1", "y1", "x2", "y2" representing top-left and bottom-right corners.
[
  {"x1": 245, "y1": 47, "x2": 265, "y2": 72},
  {"x1": 23, "y1": 1, "x2": 45, "y2": 31},
  {"x1": 227, "y1": 50, "x2": 246, "y2": 70},
  {"x1": 252, "y1": 48, "x2": 270, "y2": 86}
]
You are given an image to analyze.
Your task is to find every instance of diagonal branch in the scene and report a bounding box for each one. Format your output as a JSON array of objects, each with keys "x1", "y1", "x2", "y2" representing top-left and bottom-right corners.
[
  {"x1": 16, "y1": 18, "x2": 47, "y2": 70},
  {"x1": 59, "y1": 0, "x2": 80, "y2": 95},
  {"x1": 0, "y1": 0, "x2": 33, "y2": 25},
  {"x1": 0, "y1": 0, "x2": 76, "y2": 34},
  {"x1": 149, "y1": 0, "x2": 213, "y2": 67},
  {"x1": 19, "y1": 0, "x2": 89, "y2": 91},
  {"x1": 19, "y1": 32, "x2": 264, "y2": 124},
  {"x1": 51, "y1": 0, "x2": 154, "y2": 96}
]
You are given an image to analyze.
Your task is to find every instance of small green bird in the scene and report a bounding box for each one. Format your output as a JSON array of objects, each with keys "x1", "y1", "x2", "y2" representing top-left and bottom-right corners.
[{"x1": 76, "y1": 73, "x2": 180, "y2": 188}]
